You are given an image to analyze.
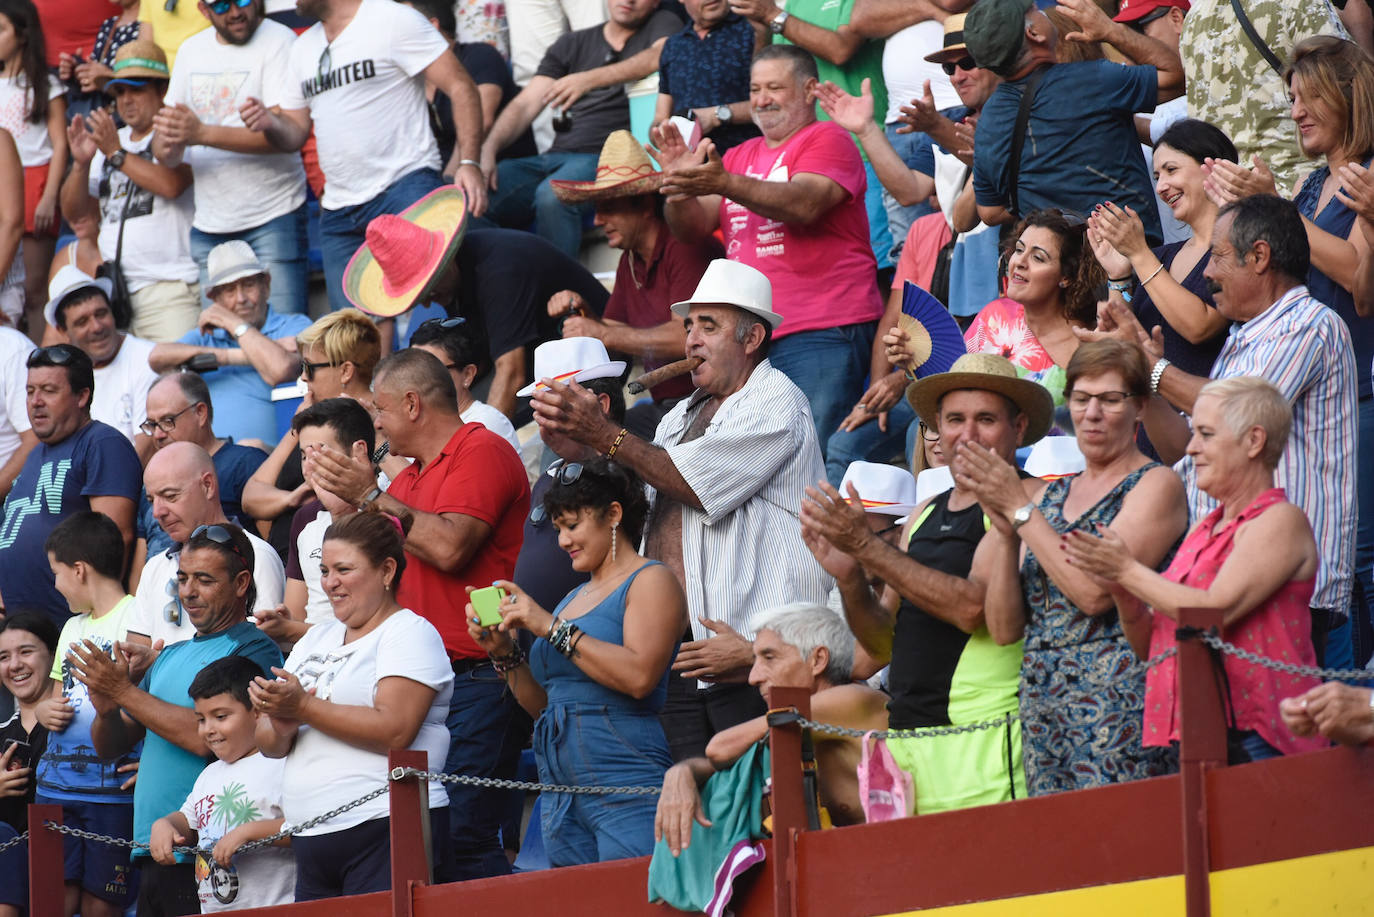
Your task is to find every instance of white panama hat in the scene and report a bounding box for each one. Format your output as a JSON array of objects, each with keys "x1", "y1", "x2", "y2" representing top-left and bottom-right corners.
[
  {"x1": 669, "y1": 259, "x2": 783, "y2": 330},
  {"x1": 44, "y1": 265, "x2": 112, "y2": 329},
  {"x1": 516, "y1": 337, "x2": 626, "y2": 398},
  {"x1": 839, "y1": 461, "x2": 920, "y2": 517}
]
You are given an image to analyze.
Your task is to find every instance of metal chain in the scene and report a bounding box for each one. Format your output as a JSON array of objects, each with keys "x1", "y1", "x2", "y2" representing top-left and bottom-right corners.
[
  {"x1": 1198, "y1": 632, "x2": 1372, "y2": 682},
  {"x1": 1143, "y1": 645, "x2": 1177, "y2": 669},
  {"x1": 393, "y1": 767, "x2": 661, "y2": 796},
  {"x1": 236, "y1": 784, "x2": 392, "y2": 854},
  {"x1": 0, "y1": 829, "x2": 27, "y2": 854},
  {"x1": 797, "y1": 713, "x2": 1017, "y2": 741}
]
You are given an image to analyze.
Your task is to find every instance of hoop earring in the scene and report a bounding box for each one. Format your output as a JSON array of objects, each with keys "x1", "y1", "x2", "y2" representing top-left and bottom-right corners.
[{"x1": 611, "y1": 522, "x2": 618, "y2": 564}]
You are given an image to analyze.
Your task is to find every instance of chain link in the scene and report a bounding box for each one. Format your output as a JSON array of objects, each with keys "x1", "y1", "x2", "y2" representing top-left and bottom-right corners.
[
  {"x1": 0, "y1": 829, "x2": 27, "y2": 854},
  {"x1": 392, "y1": 767, "x2": 661, "y2": 796},
  {"x1": 1198, "y1": 632, "x2": 1372, "y2": 682}
]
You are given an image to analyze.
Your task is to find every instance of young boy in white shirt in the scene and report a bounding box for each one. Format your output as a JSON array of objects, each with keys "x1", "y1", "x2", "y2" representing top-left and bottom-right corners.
[
  {"x1": 149, "y1": 657, "x2": 295, "y2": 911},
  {"x1": 35, "y1": 511, "x2": 140, "y2": 917}
]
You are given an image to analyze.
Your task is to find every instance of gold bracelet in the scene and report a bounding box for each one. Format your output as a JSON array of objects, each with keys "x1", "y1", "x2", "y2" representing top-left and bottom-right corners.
[{"x1": 606, "y1": 427, "x2": 629, "y2": 459}]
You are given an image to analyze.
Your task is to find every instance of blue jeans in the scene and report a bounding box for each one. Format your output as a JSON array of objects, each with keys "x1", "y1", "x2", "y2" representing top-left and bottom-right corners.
[
  {"x1": 768, "y1": 321, "x2": 876, "y2": 458},
  {"x1": 319, "y1": 168, "x2": 445, "y2": 312},
  {"x1": 484, "y1": 152, "x2": 597, "y2": 258},
  {"x1": 535, "y1": 703, "x2": 669, "y2": 867},
  {"x1": 882, "y1": 122, "x2": 937, "y2": 259},
  {"x1": 190, "y1": 202, "x2": 310, "y2": 314},
  {"x1": 443, "y1": 663, "x2": 533, "y2": 880},
  {"x1": 1351, "y1": 395, "x2": 1374, "y2": 668},
  {"x1": 864, "y1": 160, "x2": 896, "y2": 270},
  {"x1": 825, "y1": 395, "x2": 918, "y2": 487}
]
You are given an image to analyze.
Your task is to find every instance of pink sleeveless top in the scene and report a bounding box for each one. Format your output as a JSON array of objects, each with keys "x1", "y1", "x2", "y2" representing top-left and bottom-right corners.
[{"x1": 1143, "y1": 488, "x2": 1328, "y2": 756}]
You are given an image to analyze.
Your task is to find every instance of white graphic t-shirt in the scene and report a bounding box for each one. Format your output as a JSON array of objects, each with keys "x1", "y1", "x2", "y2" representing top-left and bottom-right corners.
[{"x1": 179, "y1": 751, "x2": 295, "y2": 912}]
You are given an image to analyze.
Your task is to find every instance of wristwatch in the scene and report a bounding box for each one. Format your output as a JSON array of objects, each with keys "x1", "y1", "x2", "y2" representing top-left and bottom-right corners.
[
  {"x1": 769, "y1": 10, "x2": 789, "y2": 34},
  {"x1": 1010, "y1": 502, "x2": 1036, "y2": 532},
  {"x1": 108, "y1": 149, "x2": 127, "y2": 170},
  {"x1": 714, "y1": 103, "x2": 732, "y2": 125},
  {"x1": 231, "y1": 321, "x2": 250, "y2": 339},
  {"x1": 359, "y1": 486, "x2": 382, "y2": 510}
]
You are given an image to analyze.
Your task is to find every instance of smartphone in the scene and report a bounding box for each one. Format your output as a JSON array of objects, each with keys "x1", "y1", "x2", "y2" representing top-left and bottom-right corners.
[
  {"x1": 2, "y1": 737, "x2": 30, "y2": 770},
  {"x1": 470, "y1": 586, "x2": 507, "y2": 628}
]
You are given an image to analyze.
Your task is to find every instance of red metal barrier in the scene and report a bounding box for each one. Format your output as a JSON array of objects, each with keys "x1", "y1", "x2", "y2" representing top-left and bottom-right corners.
[
  {"x1": 1176, "y1": 607, "x2": 1228, "y2": 917},
  {"x1": 28, "y1": 803, "x2": 63, "y2": 915}
]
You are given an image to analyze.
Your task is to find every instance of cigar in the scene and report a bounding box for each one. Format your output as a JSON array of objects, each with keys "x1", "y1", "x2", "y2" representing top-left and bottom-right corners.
[{"x1": 628, "y1": 356, "x2": 703, "y2": 394}]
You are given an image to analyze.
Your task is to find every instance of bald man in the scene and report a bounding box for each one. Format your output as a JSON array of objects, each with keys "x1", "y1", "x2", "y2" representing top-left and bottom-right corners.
[
  {"x1": 306, "y1": 347, "x2": 531, "y2": 880},
  {"x1": 125, "y1": 442, "x2": 285, "y2": 649}
]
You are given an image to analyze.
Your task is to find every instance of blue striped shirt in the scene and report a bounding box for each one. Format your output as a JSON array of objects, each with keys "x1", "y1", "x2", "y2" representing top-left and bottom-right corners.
[
  {"x1": 1177, "y1": 285, "x2": 1357, "y2": 613},
  {"x1": 648, "y1": 359, "x2": 833, "y2": 641}
]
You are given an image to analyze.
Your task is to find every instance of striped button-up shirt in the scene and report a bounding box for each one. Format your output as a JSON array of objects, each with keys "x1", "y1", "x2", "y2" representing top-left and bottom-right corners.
[
  {"x1": 649, "y1": 358, "x2": 833, "y2": 641},
  {"x1": 1176, "y1": 285, "x2": 1357, "y2": 613}
]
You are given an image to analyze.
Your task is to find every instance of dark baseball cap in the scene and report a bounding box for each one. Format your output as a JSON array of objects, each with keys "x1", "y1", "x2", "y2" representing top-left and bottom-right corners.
[{"x1": 964, "y1": 0, "x2": 1036, "y2": 77}]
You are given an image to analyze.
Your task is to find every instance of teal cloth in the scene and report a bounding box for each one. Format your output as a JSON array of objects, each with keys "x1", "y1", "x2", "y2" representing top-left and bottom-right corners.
[{"x1": 647, "y1": 743, "x2": 769, "y2": 911}]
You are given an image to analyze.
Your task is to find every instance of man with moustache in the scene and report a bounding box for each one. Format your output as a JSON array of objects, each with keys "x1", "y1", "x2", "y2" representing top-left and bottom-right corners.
[
  {"x1": 1088, "y1": 194, "x2": 1357, "y2": 666},
  {"x1": 531, "y1": 259, "x2": 831, "y2": 761},
  {"x1": 153, "y1": 0, "x2": 310, "y2": 314},
  {"x1": 652, "y1": 44, "x2": 885, "y2": 453}
]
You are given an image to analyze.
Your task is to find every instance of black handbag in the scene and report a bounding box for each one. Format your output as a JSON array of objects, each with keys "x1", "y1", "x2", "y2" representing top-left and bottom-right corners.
[
  {"x1": 96, "y1": 184, "x2": 135, "y2": 330},
  {"x1": 930, "y1": 164, "x2": 972, "y2": 306}
]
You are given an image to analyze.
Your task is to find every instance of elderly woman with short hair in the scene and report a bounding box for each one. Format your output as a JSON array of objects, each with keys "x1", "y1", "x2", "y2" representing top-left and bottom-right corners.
[{"x1": 1064, "y1": 376, "x2": 1328, "y2": 762}]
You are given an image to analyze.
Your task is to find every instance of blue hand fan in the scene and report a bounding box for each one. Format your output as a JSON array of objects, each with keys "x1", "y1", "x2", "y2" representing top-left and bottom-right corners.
[{"x1": 898, "y1": 281, "x2": 966, "y2": 379}]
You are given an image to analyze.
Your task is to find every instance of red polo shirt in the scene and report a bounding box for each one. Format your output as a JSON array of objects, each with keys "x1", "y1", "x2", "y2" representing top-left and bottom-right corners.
[{"x1": 390, "y1": 422, "x2": 530, "y2": 660}]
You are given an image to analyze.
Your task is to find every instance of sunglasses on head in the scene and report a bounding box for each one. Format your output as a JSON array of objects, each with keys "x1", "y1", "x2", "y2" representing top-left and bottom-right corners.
[
  {"x1": 190, "y1": 524, "x2": 250, "y2": 573},
  {"x1": 26, "y1": 345, "x2": 81, "y2": 369},
  {"x1": 208, "y1": 0, "x2": 252, "y2": 13},
  {"x1": 417, "y1": 316, "x2": 467, "y2": 332},
  {"x1": 528, "y1": 460, "x2": 586, "y2": 525},
  {"x1": 941, "y1": 55, "x2": 977, "y2": 76},
  {"x1": 1127, "y1": 6, "x2": 1171, "y2": 31}
]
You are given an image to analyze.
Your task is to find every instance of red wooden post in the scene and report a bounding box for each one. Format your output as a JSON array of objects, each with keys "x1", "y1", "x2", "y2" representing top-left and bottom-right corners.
[
  {"x1": 28, "y1": 803, "x2": 64, "y2": 916},
  {"x1": 388, "y1": 749, "x2": 431, "y2": 917},
  {"x1": 765, "y1": 686, "x2": 812, "y2": 917},
  {"x1": 1175, "y1": 607, "x2": 1227, "y2": 917}
]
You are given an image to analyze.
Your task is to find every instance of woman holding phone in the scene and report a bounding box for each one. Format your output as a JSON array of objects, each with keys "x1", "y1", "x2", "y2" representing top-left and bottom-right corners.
[
  {"x1": 468, "y1": 459, "x2": 686, "y2": 867},
  {"x1": 0, "y1": 611, "x2": 60, "y2": 916}
]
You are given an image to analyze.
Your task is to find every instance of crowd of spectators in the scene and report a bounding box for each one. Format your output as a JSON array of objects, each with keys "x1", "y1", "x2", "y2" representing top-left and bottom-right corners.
[{"x1": 0, "y1": 0, "x2": 1372, "y2": 911}]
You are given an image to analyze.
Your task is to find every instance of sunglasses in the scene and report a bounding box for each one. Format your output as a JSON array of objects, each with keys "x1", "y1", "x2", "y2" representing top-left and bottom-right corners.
[
  {"x1": 318, "y1": 43, "x2": 332, "y2": 83},
  {"x1": 163, "y1": 576, "x2": 182, "y2": 626},
  {"x1": 207, "y1": 0, "x2": 252, "y2": 13},
  {"x1": 190, "y1": 524, "x2": 250, "y2": 573},
  {"x1": 418, "y1": 316, "x2": 467, "y2": 332},
  {"x1": 139, "y1": 403, "x2": 197, "y2": 436},
  {"x1": 528, "y1": 461, "x2": 586, "y2": 525},
  {"x1": 27, "y1": 344, "x2": 81, "y2": 369},
  {"x1": 941, "y1": 55, "x2": 977, "y2": 76},
  {"x1": 300, "y1": 359, "x2": 337, "y2": 381},
  {"x1": 1127, "y1": 6, "x2": 1171, "y2": 32}
]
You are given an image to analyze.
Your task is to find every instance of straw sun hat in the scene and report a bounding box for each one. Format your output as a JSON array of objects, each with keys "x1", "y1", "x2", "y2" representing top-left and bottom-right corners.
[
  {"x1": 550, "y1": 130, "x2": 663, "y2": 204},
  {"x1": 343, "y1": 186, "x2": 469, "y2": 318},
  {"x1": 905, "y1": 352, "x2": 1055, "y2": 446}
]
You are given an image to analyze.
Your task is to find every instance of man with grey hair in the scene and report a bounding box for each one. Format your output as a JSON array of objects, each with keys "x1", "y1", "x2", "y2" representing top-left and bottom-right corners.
[
  {"x1": 655, "y1": 603, "x2": 888, "y2": 852},
  {"x1": 533, "y1": 259, "x2": 831, "y2": 763},
  {"x1": 964, "y1": 0, "x2": 1183, "y2": 243}
]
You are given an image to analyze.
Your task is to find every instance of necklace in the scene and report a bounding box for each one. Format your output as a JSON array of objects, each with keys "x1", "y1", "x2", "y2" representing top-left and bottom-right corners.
[{"x1": 627, "y1": 254, "x2": 644, "y2": 290}]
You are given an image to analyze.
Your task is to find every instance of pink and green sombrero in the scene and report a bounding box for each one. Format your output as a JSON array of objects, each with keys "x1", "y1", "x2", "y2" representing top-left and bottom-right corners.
[{"x1": 343, "y1": 186, "x2": 469, "y2": 318}]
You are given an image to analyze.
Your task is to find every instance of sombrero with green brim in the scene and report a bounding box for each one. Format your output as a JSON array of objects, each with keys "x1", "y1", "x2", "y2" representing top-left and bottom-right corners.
[{"x1": 343, "y1": 186, "x2": 469, "y2": 318}]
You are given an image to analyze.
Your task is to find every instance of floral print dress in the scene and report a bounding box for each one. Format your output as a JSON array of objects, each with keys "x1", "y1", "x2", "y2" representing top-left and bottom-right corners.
[
  {"x1": 1018, "y1": 466, "x2": 1176, "y2": 795},
  {"x1": 964, "y1": 298, "x2": 1069, "y2": 435}
]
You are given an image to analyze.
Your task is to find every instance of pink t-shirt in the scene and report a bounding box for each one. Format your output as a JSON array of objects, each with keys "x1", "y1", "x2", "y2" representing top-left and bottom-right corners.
[
  {"x1": 1143, "y1": 488, "x2": 1328, "y2": 757},
  {"x1": 719, "y1": 120, "x2": 882, "y2": 339}
]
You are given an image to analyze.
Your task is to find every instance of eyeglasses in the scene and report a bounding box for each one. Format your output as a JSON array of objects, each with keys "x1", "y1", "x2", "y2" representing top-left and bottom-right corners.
[
  {"x1": 941, "y1": 56, "x2": 977, "y2": 76},
  {"x1": 301, "y1": 359, "x2": 337, "y2": 381},
  {"x1": 528, "y1": 460, "x2": 585, "y2": 525},
  {"x1": 1127, "y1": 6, "x2": 1171, "y2": 32},
  {"x1": 26, "y1": 344, "x2": 81, "y2": 369},
  {"x1": 920, "y1": 425, "x2": 941, "y2": 443},
  {"x1": 189, "y1": 524, "x2": 250, "y2": 573},
  {"x1": 207, "y1": 0, "x2": 252, "y2": 13},
  {"x1": 139, "y1": 403, "x2": 198, "y2": 436},
  {"x1": 1067, "y1": 390, "x2": 1138, "y2": 411}
]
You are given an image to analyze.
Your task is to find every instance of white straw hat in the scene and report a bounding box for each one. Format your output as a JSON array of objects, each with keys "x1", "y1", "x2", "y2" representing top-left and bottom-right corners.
[
  {"x1": 516, "y1": 337, "x2": 626, "y2": 398},
  {"x1": 839, "y1": 462, "x2": 920, "y2": 516},
  {"x1": 670, "y1": 259, "x2": 783, "y2": 330},
  {"x1": 44, "y1": 265, "x2": 112, "y2": 329}
]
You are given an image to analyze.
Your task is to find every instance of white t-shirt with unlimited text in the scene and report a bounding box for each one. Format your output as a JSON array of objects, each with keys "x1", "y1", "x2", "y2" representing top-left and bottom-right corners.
[
  {"x1": 179, "y1": 752, "x2": 295, "y2": 912},
  {"x1": 128, "y1": 532, "x2": 286, "y2": 646},
  {"x1": 90, "y1": 334, "x2": 158, "y2": 445},
  {"x1": 89, "y1": 129, "x2": 199, "y2": 292},
  {"x1": 278, "y1": 0, "x2": 448, "y2": 208},
  {"x1": 280, "y1": 610, "x2": 452, "y2": 834},
  {"x1": 164, "y1": 20, "x2": 307, "y2": 233},
  {"x1": 0, "y1": 326, "x2": 33, "y2": 468},
  {"x1": 460, "y1": 401, "x2": 521, "y2": 456}
]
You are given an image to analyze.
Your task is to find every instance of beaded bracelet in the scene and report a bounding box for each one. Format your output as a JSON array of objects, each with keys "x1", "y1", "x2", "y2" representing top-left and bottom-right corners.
[
  {"x1": 606, "y1": 427, "x2": 629, "y2": 459},
  {"x1": 490, "y1": 647, "x2": 526, "y2": 675}
]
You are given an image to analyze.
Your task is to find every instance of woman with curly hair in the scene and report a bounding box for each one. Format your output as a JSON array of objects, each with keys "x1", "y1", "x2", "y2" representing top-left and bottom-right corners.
[{"x1": 467, "y1": 458, "x2": 686, "y2": 867}]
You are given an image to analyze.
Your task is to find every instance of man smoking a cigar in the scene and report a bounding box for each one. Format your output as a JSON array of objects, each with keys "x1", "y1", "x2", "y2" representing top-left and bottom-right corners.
[
  {"x1": 533, "y1": 259, "x2": 832, "y2": 762},
  {"x1": 546, "y1": 131, "x2": 722, "y2": 439}
]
